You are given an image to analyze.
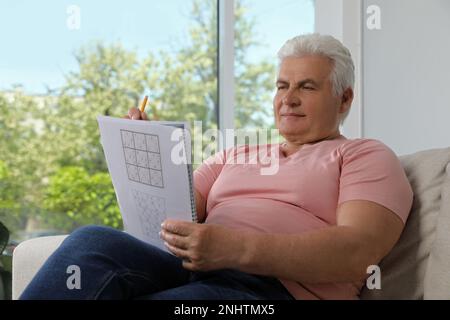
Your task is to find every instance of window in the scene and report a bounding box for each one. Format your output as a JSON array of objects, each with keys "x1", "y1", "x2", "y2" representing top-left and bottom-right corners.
[{"x1": 0, "y1": 0, "x2": 217, "y2": 239}]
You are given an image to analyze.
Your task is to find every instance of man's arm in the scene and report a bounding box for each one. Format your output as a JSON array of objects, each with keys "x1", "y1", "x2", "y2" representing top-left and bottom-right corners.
[
  {"x1": 161, "y1": 199, "x2": 404, "y2": 283},
  {"x1": 237, "y1": 200, "x2": 404, "y2": 283}
]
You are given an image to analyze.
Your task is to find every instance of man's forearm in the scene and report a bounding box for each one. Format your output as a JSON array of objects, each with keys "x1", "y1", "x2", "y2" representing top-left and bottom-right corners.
[{"x1": 236, "y1": 226, "x2": 376, "y2": 284}]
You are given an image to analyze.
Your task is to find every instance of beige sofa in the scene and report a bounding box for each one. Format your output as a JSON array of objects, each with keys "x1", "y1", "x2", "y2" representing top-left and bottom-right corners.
[{"x1": 12, "y1": 147, "x2": 450, "y2": 300}]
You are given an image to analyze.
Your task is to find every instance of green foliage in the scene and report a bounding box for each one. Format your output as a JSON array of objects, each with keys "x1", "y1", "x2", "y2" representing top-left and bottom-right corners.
[
  {"x1": 0, "y1": 161, "x2": 20, "y2": 220},
  {"x1": 0, "y1": 93, "x2": 40, "y2": 231},
  {"x1": 0, "y1": 221, "x2": 12, "y2": 300},
  {"x1": 43, "y1": 167, "x2": 121, "y2": 232}
]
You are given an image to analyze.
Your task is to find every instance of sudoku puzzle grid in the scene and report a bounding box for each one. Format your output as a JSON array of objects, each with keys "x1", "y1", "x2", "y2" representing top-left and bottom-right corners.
[
  {"x1": 121, "y1": 129, "x2": 164, "y2": 188},
  {"x1": 132, "y1": 189, "x2": 166, "y2": 240}
]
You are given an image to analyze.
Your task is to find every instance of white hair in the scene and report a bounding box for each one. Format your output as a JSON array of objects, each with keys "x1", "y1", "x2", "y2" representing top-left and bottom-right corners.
[{"x1": 277, "y1": 33, "x2": 355, "y2": 99}]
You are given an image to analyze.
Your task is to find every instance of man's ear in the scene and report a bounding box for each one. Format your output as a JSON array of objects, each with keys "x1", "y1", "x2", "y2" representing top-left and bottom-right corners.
[{"x1": 339, "y1": 88, "x2": 354, "y2": 114}]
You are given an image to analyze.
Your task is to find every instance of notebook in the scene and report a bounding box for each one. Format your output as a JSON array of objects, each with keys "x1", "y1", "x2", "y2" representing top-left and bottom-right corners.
[{"x1": 97, "y1": 115, "x2": 197, "y2": 251}]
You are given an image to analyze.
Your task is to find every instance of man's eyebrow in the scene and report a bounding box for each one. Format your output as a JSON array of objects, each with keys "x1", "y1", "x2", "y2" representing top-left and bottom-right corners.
[{"x1": 276, "y1": 78, "x2": 320, "y2": 86}]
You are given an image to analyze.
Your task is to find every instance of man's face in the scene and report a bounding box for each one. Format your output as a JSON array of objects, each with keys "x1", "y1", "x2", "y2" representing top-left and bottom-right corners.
[{"x1": 273, "y1": 55, "x2": 350, "y2": 144}]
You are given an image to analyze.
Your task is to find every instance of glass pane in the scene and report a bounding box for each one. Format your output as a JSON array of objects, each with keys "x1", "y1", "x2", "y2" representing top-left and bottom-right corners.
[
  {"x1": 0, "y1": 1, "x2": 217, "y2": 242},
  {"x1": 234, "y1": 0, "x2": 315, "y2": 141}
]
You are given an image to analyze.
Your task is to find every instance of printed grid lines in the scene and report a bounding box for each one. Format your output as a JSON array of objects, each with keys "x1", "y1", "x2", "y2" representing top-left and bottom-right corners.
[{"x1": 120, "y1": 129, "x2": 164, "y2": 188}]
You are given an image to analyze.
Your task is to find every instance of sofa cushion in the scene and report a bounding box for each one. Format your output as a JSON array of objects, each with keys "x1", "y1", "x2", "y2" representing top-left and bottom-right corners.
[
  {"x1": 360, "y1": 147, "x2": 450, "y2": 299},
  {"x1": 12, "y1": 235, "x2": 67, "y2": 299},
  {"x1": 424, "y1": 162, "x2": 450, "y2": 299}
]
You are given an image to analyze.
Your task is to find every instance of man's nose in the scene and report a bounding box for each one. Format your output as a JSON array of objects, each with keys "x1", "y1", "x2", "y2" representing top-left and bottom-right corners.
[{"x1": 282, "y1": 89, "x2": 301, "y2": 106}]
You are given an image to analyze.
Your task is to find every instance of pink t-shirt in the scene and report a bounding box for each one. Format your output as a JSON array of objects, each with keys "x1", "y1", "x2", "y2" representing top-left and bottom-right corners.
[{"x1": 193, "y1": 135, "x2": 413, "y2": 300}]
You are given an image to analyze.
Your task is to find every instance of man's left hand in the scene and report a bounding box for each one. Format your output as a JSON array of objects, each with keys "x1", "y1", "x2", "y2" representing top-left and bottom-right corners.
[{"x1": 160, "y1": 219, "x2": 244, "y2": 272}]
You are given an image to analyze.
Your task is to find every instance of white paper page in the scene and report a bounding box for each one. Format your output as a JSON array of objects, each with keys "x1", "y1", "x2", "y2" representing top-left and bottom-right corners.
[{"x1": 97, "y1": 116, "x2": 195, "y2": 251}]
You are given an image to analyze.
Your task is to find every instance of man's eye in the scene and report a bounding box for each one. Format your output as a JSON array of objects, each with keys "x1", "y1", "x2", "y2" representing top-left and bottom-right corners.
[
  {"x1": 303, "y1": 86, "x2": 315, "y2": 90},
  {"x1": 277, "y1": 86, "x2": 287, "y2": 90}
]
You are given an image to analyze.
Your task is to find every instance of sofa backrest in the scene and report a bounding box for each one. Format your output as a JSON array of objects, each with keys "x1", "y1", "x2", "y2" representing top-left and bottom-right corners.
[
  {"x1": 424, "y1": 160, "x2": 450, "y2": 299},
  {"x1": 360, "y1": 147, "x2": 450, "y2": 299}
]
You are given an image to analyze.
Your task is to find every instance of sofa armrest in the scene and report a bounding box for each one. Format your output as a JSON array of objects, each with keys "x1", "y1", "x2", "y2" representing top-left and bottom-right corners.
[{"x1": 12, "y1": 235, "x2": 68, "y2": 300}]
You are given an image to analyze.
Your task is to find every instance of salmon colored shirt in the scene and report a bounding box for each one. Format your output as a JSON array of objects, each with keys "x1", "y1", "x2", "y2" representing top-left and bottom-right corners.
[{"x1": 193, "y1": 135, "x2": 413, "y2": 300}]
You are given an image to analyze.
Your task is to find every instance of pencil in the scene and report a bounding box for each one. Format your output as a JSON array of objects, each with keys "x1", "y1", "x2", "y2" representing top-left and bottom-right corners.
[{"x1": 140, "y1": 95, "x2": 148, "y2": 113}]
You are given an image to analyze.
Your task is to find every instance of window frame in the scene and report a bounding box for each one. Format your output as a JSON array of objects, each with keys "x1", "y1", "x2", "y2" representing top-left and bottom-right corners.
[{"x1": 217, "y1": 0, "x2": 235, "y2": 150}]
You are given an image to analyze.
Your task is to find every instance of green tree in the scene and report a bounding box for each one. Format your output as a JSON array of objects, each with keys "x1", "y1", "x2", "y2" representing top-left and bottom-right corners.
[
  {"x1": 54, "y1": 43, "x2": 154, "y2": 172},
  {"x1": 0, "y1": 91, "x2": 49, "y2": 232},
  {"x1": 43, "y1": 166, "x2": 121, "y2": 232},
  {"x1": 0, "y1": 160, "x2": 22, "y2": 230}
]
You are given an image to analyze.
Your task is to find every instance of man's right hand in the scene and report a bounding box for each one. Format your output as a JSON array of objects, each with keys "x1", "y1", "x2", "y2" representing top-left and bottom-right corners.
[{"x1": 123, "y1": 107, "x2": 149, "y2": 120}]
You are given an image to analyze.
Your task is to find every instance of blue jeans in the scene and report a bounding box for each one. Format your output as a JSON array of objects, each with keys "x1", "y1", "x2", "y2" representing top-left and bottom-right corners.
[{"x1": 20, "y1": 225, "x2": 295, "y2": 300}]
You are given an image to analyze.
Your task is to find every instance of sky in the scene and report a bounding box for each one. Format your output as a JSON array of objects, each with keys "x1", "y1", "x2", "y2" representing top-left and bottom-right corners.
[{"x1": 0, "y1": 0, "x2": 314, "y2": 94}]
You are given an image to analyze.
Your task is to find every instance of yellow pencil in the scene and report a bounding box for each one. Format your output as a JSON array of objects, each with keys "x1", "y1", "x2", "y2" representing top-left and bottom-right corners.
[{"x1": 140, "y1": 95, "x2": 148, "y2": 113}]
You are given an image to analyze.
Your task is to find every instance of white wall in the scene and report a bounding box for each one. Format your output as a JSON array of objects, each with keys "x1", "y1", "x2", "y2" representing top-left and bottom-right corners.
[
  {"x1": 316, "y1": 0, "x2": 450, "y2": 155},
  {"x1": 362, "y1": 0, "x2": 450, "y2": 155}
]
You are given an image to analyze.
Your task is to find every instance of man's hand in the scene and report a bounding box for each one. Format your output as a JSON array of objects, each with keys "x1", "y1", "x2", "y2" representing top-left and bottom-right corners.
[
  {"x1": 160, "y1": 219, "x2": 244, "y2": 272},
  {"x1": 123, "y1": 107, "x2": 148, "y2": 120}
]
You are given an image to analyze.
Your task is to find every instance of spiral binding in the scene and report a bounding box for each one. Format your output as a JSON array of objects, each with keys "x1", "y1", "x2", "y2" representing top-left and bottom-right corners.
[
  {"x1": 182, "y1": 127, "x2": 198, "y2": 223},
  {"x1": 187, "y1": 163, "x2": 197, "y2": 222}
]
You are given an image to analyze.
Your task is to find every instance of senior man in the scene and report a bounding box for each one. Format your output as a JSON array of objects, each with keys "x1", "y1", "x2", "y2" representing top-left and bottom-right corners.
[{"x1": 20, "y1": 34, "x2": 413, "y2": 300}]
